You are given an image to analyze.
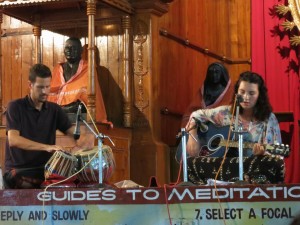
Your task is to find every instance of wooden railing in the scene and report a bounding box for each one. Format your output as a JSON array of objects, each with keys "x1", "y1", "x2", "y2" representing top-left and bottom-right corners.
[
  {"x1": 160, "y1": 107, "x2": 182, "y2": 118},
  {"x1": 159, "y1": 28, "x2": 251, "y2": 65}
]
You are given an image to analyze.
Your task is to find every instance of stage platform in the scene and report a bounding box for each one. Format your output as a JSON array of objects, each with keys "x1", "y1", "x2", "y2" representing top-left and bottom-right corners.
[{"x1": 0, "y1": 183, "x2": 299, "y2": 225}]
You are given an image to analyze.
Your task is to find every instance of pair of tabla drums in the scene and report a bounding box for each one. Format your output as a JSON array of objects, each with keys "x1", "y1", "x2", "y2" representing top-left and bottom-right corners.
[{"x1": 44, "y1": 145, "x2": 115, "y2": 186}]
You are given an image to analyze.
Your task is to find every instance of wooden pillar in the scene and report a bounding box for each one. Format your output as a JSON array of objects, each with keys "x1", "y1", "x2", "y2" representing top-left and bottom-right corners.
[
  {"x1": 86, "y1": 0, "x2": 96, "y2": 122},
  {"x1": 122, "y1": 15, "x2": 133, "y2": 128},
  {"x1": 130, "y1": 13, "x2": 171, "y2": 186},
  {"x1": 32, "y1": 25, "x2": 41, "y2": 63},
  {"x1": 0, "y1": 12, "x2": 3, "y2": 125}
]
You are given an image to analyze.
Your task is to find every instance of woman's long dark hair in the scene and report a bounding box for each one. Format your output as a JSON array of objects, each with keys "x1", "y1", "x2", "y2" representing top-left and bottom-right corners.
[{"x1": 231, "y1": 71, "x2": 272, "y2": 121}]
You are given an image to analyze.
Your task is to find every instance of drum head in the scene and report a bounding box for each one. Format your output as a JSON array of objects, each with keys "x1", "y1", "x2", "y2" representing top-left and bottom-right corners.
[
  {"x1": 74, "y1": 145, "x2": 115, "y2": 183},
  {"x1": 44, "y1": 150, "x2": 77, "y2": 180}
]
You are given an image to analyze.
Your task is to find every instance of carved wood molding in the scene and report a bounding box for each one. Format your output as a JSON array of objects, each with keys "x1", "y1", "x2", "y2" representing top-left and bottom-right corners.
[
  {"x1": 0, "y1": 0, "x2": 60, "y2": 4},
  {"x1": 132, "y1": 17, "x2": 150, "y2": 128},
  {"x1": 130, "y1": 0, "x2": 172, "y2": 16},
  {"x1": 0, "y1": 1, "x2": 173, "y2": 37},
  {"x1": 1, "y1": 27, "x2": 33, "y2": 37},
  {"x1": 133, "y1": 19, "x2": 149, "y2": 113},
  {"x1": 160, "y1": 29, "x2": 251, "y2": 65},
  {"x1": 102, "y1": 0, "x2": 134, "y2": 14}
]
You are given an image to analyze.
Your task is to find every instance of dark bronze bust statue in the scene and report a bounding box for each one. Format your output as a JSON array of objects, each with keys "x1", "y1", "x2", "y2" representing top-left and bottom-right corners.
[
  {"x1": 60, "y1": 37, "x2": 86, "y2": 114},
  {"x1": 203, "y1": 62, "x2": 229, "y2": 106},
  {"x1": 181, "y1": 62, "x2": 231, "y2": 127}
]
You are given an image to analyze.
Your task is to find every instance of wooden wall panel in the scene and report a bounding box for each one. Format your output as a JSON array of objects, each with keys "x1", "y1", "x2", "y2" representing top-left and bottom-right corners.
[
  {"x1": 20, "y1": 35, "x2": 34, "y2": 96},
  {"x1": 1, "y1": 17, "x2": 34, "y2": 112},
  {"x1": 2, "y1": 37, "x2": 12, "y2": 110},
  {"x1": 41, "y1": 34, "x2": 54, "y2": 69},
  {"x1": 21, "y1": 35, "x2": 34, "y2": 98},
  {"x1": 52, "y1": 39, "x2": 65, "y2": 66},
  {"x1": 95, "y1": 34, "x2": 124, "y2": 127},
  {"x1": 0, "y1": 128, "x2": 6, "y2": 175},
  {"x1": 11, "y1": 37, "x2": 22, "y2": 100}
]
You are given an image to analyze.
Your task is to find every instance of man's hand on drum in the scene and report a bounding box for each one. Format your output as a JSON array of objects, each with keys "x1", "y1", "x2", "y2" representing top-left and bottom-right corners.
[
  {"x1": 46, "y1": 144, "x2": 69, "y2": 153},
  {"x1": 71, "y1": 133, "x2": 95, "y2": 153}
]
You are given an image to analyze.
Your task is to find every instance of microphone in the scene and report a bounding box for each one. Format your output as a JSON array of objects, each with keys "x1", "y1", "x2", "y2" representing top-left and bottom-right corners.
[
  {"x1": 236, "y1": 94, "x2": 244, "y2": 103},
  {"x1": 73, "y1": 103, "x2": 82, "y2": 140},
  {"x1": 192, "y1": 117, "x2": 208, "y2": 133}
]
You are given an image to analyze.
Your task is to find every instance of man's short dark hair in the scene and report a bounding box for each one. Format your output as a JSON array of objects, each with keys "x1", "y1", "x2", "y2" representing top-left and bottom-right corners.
[{"x1": 29, "y1": 63, "x2": 52, "y2": 82}]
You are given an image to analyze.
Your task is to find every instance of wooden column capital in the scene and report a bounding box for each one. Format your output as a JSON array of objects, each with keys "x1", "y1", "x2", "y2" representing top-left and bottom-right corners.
[
  {"x1": 32, "y1": 25, "x2": 41, "y2": 37},
  {"x1": 122, "y1": 15, "x2": 131, "y2": 29},
  {"x1": 32, "y1": 25, "x2": 41, "y2": 63},
  {"x1": 86, "y1": 0, "x2": 96, "y2": 16}
]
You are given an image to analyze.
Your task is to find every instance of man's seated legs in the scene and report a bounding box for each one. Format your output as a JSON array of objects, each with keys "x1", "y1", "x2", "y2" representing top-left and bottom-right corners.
[{"x1": 3, "y1": 167, "x2": 44, "y2": 189}]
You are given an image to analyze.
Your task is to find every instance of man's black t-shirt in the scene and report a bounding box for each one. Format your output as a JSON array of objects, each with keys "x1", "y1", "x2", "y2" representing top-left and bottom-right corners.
[{"x1": 5, "y1": 95, "x2": 72, "y2": 171}]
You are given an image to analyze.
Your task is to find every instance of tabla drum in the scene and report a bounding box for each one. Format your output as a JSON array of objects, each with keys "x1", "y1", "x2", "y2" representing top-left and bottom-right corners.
[
  {"x1": 44, "y1": 150, "x2": 77, "y2": 180},
  {"x1": 74, "y1": 145, "x2": 115, "y2": 183}
]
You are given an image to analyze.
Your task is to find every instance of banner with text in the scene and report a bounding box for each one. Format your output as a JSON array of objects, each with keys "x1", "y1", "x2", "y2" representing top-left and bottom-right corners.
[{"x1": 0, "y1": 185, "x2": 299, "y2": 225}]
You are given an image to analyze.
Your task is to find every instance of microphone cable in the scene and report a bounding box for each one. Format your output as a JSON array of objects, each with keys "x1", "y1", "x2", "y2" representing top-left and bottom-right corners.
[
  {"x1": 163, "y1": 118, "x2": 195, "y2": 225},
  {"x1": 212, "y1": 96, "x2": 241, "y2": 225},
  {"x1": 41, "y1": 100, "x2": 105, "y2": 225},
  {"x1": 80, "y1": 100, "x2": 105, "y2": 139}
]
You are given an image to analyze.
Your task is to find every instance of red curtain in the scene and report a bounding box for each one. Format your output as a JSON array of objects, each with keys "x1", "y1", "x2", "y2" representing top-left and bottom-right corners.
[{"x1": 252, "y1": 0, "x2": 300, "y2": 183}]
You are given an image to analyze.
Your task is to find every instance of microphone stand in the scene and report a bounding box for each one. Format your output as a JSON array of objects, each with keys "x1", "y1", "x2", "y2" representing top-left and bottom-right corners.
[
  {"x1": 177, "y1": 128, "x2": 196, "y2": 186},
  {"x1": 181, "y1": 128, "x2": 188, "y2": 183},
  {"x1": 80, "y1": 118, "x2": 115, "y2": 188},
  {"x1": 232, "y1": 98, "x2": 248, "y2": 181}
]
